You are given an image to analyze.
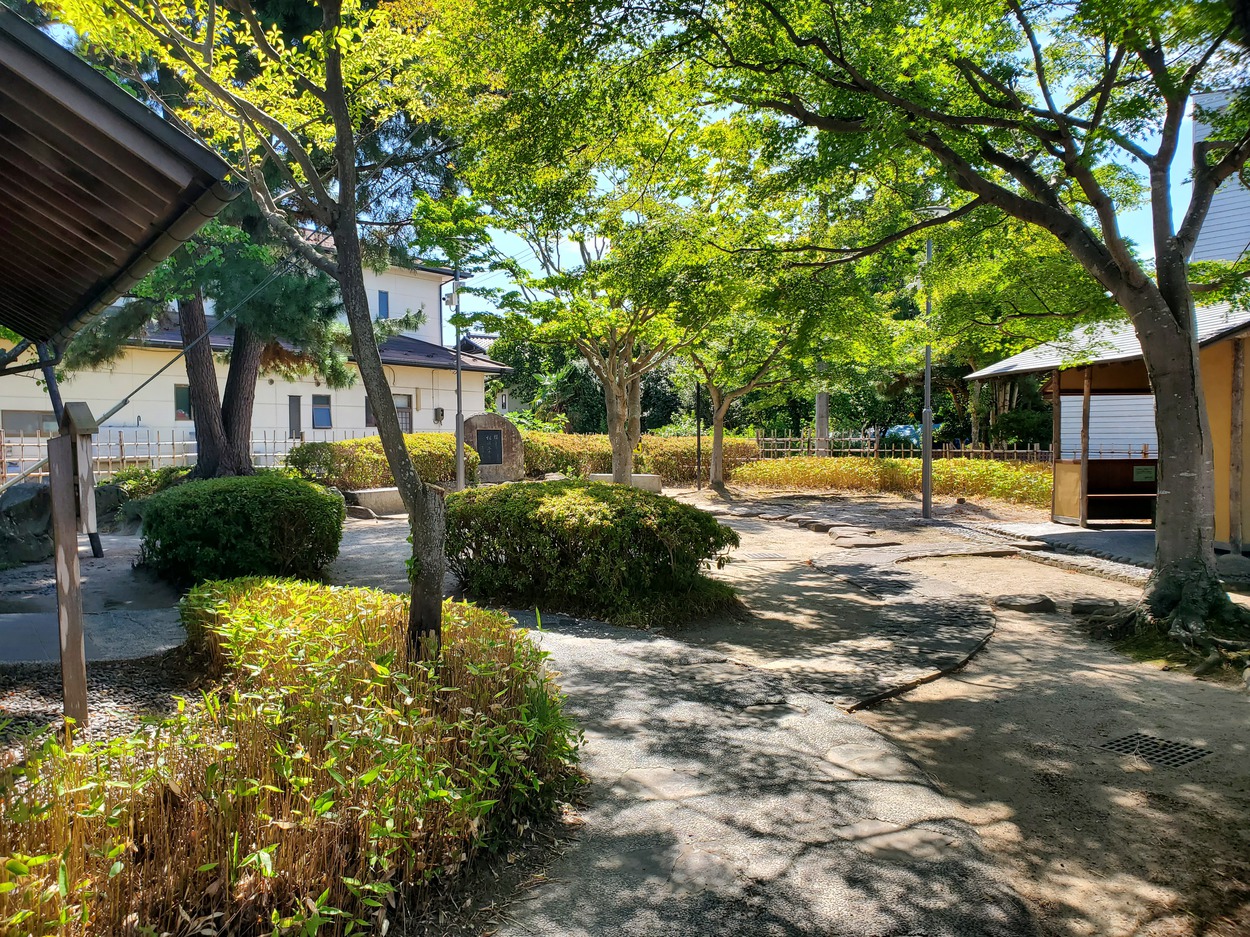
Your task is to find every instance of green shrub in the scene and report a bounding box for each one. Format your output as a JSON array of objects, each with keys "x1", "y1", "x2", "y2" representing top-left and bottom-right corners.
[
  {"x1": 286, "y1": 433, "x2": 480, "y2": 489},
  {"x1": 0, "y1": 580, "x2": 579, "y2": 936},
  {"x1": 519, "y1": 431, "x2": 614, "y2": 478},
  {"x1": 106, "y1": 464, "x2": 190, "y2": 498},
  {"x1": 520, "y1": 432, "x2": 760, "y2": 484},
  {"x1": 637, "y1": 436, "x2": 759, "y2": 484},
  {"x1": 140, "y1": 474, "x2": 345, "y2": 583},
  {"x1": 445, "y1": 480, "x2": 739, "y2": 626},
  {"x1": 731, "y1": 456, "x2": 1052, "y2": 507}
]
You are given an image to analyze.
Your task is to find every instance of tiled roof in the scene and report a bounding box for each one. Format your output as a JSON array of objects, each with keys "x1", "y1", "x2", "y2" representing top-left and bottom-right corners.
[
  {"x1": 966, "y1": 303, "x2": 1250, "y2": 380},
  {"x1": 129, "y1": 326, "x2": 509, "y2": 374}
]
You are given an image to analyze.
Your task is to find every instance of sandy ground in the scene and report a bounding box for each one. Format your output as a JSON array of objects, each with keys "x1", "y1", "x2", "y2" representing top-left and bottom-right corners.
[
  {"x1": 668, "y1": 490, "x2": 1250, "y2": 935},
  {"x1": 853, "y1": 555, "x2": 1250, "y2": 937}
]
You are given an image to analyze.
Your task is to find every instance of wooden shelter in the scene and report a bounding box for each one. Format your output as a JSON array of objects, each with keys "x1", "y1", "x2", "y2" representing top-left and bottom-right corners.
[
  {"x1": 0, "y1": 9, "x2": 235, "y2": 722},
  {"x1": 968, "y1": 303, "x2": 1250, "y2": 551}
]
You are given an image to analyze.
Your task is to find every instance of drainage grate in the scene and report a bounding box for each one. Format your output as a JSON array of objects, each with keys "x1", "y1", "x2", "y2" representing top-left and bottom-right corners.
[
  {"x1": 1099, "y1": 733, "x2": 1211, "y2": 768},
  {"x1": 740, "y1": 551, "x2": 785, "y2": 560}
]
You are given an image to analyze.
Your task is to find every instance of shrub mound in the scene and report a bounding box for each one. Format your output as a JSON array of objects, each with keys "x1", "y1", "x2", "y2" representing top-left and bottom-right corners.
[
  {"x1": 520, "y1": 432, "x2": 760, "y2": 485},
  {"x1": 106, "y1": 464, "x2": 190, "y2": 498},
  {"x1": 140, "y1": 474, "x2": 345, "y2": 583},
  {"x1": 286, "y1": 433, "x2": 479, "y2": 489},
  {"x1": 445, "y1": 480, "x2": 740, "y2": 626},
  {"x1": 0, "y1": 580, "x2": 579, "y2": 936},
  {"x1": 732, "y1": 456, "x2": 1052, "y2": 507}
]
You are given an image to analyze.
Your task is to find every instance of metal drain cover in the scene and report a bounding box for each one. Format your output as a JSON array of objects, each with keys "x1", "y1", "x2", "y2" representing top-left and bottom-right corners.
[
  {"x1": 1100, "y1": 733, "x2": 1211, "y2": 768},
  {"x1": 740, "y1": 551, "x2": 785, "y2": 560}
]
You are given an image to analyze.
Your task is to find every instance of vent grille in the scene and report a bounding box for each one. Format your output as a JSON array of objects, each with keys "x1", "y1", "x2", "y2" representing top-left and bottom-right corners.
[{"x1": 1100, "y1": 733, "x2": 1211, "y2": 768}]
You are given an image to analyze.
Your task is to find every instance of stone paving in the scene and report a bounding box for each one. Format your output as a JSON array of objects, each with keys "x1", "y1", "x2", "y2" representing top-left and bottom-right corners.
[{"x1": 500, "y1": 612, "x2": 1037, "y2": 937}]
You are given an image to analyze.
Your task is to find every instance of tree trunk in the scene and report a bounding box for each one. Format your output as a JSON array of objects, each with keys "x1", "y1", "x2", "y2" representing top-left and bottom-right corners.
[
  {"x1": 220, "y1": 322, "x2": 263, "y2": 475},
  {"x1": 178, "y1": 290, "x2": 232, "y2": 478},
  {"x1": 604, "y1": 369, "x2": 633, "y2": 483},
  {"x1": 323, "y1": 5, "x2": 442, "y2": 660},
  {"x1": 1128, "y1": 287, "x2": 1230, "y2": 645},
  {"x1": 709, "y1": 388, "x2": 731, "y2": 487}
]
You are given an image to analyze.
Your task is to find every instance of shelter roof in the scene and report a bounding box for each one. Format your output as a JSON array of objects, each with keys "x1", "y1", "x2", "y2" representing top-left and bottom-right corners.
[
  {"x1": 966, "y1": 303, "x2": 1250, "y2": 380},
  {"x1": 0, "y1": 10, "x2": 235, "y2": 352}
]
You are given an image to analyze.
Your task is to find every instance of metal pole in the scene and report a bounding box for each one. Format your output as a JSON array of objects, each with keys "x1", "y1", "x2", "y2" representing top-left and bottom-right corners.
[
  {"x1": 453, "y1": 261, "x2": 465, "y2": 490},
  {"x1": 695, "y1": 381, "x2": 702, "y2": 490},
  {"x1": 922, "y1": 235, "x2": 934, "y2": 520}
]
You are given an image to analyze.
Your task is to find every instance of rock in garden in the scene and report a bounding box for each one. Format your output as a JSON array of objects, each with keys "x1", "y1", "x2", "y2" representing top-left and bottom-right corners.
[
  {"x1": 806, "y1": 521, "x2": 835, "y2": 533},
  {"x1": 93, "y1": 483, "x2": 130, "y2": 519},
  {"x1": 346, "y1": 504, "x2": 378, "y2": 520},
  {"x1": 0, "y1": 483, "x2": 53, "y2": 566},
  {"x1": 1216, "y1": 552, "x2": 1250, "y2": 581},
  {"x1": 759, "y1": 511, "x2": 794, "y2": 521},
  {"x1": 993, "y1": 594, "x2": 1057, "y2": 613},
  {"x1": 1071, "y1": 597, "x2": 1120, "y2": 617}
]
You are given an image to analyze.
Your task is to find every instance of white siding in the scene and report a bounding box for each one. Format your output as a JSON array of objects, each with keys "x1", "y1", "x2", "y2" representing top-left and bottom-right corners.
[
  {"x1": 1058, "y1": 394, "x2": 1157, "y2": 459},
  {"x1": 1192, "y1": 91, "x2": 1250, "y2": 263}
]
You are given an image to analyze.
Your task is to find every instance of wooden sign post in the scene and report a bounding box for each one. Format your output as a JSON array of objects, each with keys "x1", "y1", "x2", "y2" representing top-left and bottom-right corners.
[{"x1": 48, "y1": 402, "x2": 101, "y2": 729}]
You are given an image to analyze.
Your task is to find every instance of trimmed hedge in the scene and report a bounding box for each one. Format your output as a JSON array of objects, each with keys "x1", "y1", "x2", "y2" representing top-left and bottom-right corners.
[
  {"x1": 519, "y1": 432, "x2": 760, "y2": 484},
  {"x1": 285, "y1": 432, "x2": 480, "y2": 489},
  {"x1": 445, "y1": 480, "x2": 739, "y2": 627},
  {"x1": 0, "y1": 579, "x2": 579, "y2": 935},
  {"x1": 731, "y1": 456, "x2": 1052, "y2": 507},
  {"x1": 140, "y1": 474, "x2": 345, "y2": 583}
]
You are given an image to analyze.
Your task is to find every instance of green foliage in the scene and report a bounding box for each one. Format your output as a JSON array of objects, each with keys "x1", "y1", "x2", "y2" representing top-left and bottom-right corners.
[
  {"x1": 732, "y1": 457, "x2": 1052, "y2": 507},
  {"x1": 105, "y1": 464, "x2": 190, "y2": 499},
  {"x1": 286, "y1": 433, "x2": 478, "y2": 490},
  {"x1": 519, "y1": 432, "x2": 614, "y2": 478},
  {"x1": 140, "y1": 475, "x2": 345, "y2": 584},
  {"x1": 445, "y1": 480, "x2": 739, "y2": 626},
  {"x1": 518, "y1": 432, "x2": 760, "y2": 484},
  {"x1": 0, "y1": 580, "x2": 579, "y2": 935}
]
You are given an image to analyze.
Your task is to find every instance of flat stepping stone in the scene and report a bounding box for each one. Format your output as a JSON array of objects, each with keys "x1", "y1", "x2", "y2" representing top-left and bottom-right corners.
[
  {"x1": 829, "y1": 526, "x2": 877, "y2": 538},
  {"x1": 784, "y1": 514, "x2": 821, "y2": 525},
  {"x1": 993, "y1": 594, "x2": 1057, "y2": 613},
  {"x1": 806, "y1": 521, "x2": 835, "y2": 533},
  {"x1": 1071, "y1": 597, "x2": 1121, "y2": 616},
  {"x1": 727, "y1": 507, "x2": 763, "y2": 517},
  {"x1": 832, "y1": 538, "x2": 904, "y2": 549},
  {"x1": 759, "y1": 512, "x2": 795, "y2": 521}
]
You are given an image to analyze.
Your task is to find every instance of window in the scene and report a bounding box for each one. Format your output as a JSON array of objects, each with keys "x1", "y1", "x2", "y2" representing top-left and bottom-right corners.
[
  {"x1": 312, "y1": 394, "x2": 332, "y2": 429},
  {"x1": 366, "y1": 393, "x2": 414, "y2": 432},
  {"x1": 1, "y1": 410, "x2": 57, "y2": 435},
  {"x1": 377, "y1": 290, "x2": 389, "y2": 320},
  {"x1": 174, "y1": 385, "x2": 193, "y2": 421}
]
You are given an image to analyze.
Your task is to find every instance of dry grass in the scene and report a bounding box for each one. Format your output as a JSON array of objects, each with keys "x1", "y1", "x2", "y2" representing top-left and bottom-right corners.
[
  {"x1": 0, "y1": 580, "x2": 579, "y2": 936},
  {"x1": 730, "y1": 456, "x2": 1052, "y2": 507}
]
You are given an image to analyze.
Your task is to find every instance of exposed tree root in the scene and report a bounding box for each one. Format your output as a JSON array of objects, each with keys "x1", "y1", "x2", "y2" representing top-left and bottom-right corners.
[{"x1": 1087, "y1": 568, "x2": 1250, "y2": 674}]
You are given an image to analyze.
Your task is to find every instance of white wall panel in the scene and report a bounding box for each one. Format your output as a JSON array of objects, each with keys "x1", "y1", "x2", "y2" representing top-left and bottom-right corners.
[{"x1": 1058, "y1": 394, "x2": 1157, "y2": 459}]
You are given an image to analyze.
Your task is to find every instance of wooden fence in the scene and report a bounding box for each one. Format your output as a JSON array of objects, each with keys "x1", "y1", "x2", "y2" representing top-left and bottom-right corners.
[
  {"x1": 0, "y1": 428, "x2": 377, "y2": 485},
  {"x1": 754, "y1": 431, "x2": 1053, "y2": 463}
]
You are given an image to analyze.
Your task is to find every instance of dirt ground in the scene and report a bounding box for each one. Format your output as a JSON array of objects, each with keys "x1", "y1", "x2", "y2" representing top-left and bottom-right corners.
[{"x1": 673, "y1": 489, "x2": 1250, "y2": 936}]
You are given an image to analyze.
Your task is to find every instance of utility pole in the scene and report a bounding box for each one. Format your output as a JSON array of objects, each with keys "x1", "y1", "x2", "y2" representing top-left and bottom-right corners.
[
  {"x1": 695, "y1": 381, "x2": 702, "y2": 491},
  {"x1": 917, "y1": 205, "x2": 949, "y2": 520},
  {"x1": 448, "y1": 262, "x2": 465, "y2": 490},
  {"x1": 922, "y1": 234, "x2": 933, "y2": 520}
]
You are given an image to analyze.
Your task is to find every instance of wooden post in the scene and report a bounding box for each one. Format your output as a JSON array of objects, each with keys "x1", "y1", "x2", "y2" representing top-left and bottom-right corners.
[
  {"x1": 1079, "y1": 366, "x2": 1092, "y2": 527},
  {"x1": 48, "y1": 433, "x2": 88, "y2": 728},
  {"x1": 1231, "y1": 339, "x2": 1245, "y2": 552},
  {"x1": 1051, "y1": 368, "x2": 1061, "y2": 520}
]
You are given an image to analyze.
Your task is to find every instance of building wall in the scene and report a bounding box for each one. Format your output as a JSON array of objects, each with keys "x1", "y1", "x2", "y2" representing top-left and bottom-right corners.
[
  {"x1": 1200, "y1": 338, "x2": 1250, "y2": 546},
  {"x1": 1192, "y1": 91, "x2": 1250, "y2": 264},
  {"x1": 361, "y1": 266, "x2": 446, "y2": 345},
  {"x1": 0, "y1": 345, "x2": 488, "y2": 442}
]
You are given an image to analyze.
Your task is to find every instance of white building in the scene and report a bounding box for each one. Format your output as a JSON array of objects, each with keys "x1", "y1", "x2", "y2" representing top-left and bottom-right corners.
[{"x1": 0, "y1": 261, "x2": 508, "y2": 472}]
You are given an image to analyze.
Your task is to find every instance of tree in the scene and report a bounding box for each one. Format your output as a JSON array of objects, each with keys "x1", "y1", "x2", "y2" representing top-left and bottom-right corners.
[
  {"x1": 551, "y1": 0, "x2": 1250, "y2": 649},
  {"x1": 64, "y1": 215, "x2": 352, "y2": 477},
  {"x1": 53, "y1": 0, "x2": 454, "y2": 656}
]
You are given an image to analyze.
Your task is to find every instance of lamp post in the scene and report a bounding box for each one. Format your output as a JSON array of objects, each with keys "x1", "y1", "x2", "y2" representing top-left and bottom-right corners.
[
  {"x1": 446, "y1": 262, "x2": 465, "y2": 490},
  {"x1": 918, "y1": 206, "x2": 949, "y2": 520}
]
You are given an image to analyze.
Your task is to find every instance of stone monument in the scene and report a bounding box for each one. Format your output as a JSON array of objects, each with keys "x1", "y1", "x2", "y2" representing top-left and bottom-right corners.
[{"x1": 464, "y1": 413, "x2": 524, "y2": 484}]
